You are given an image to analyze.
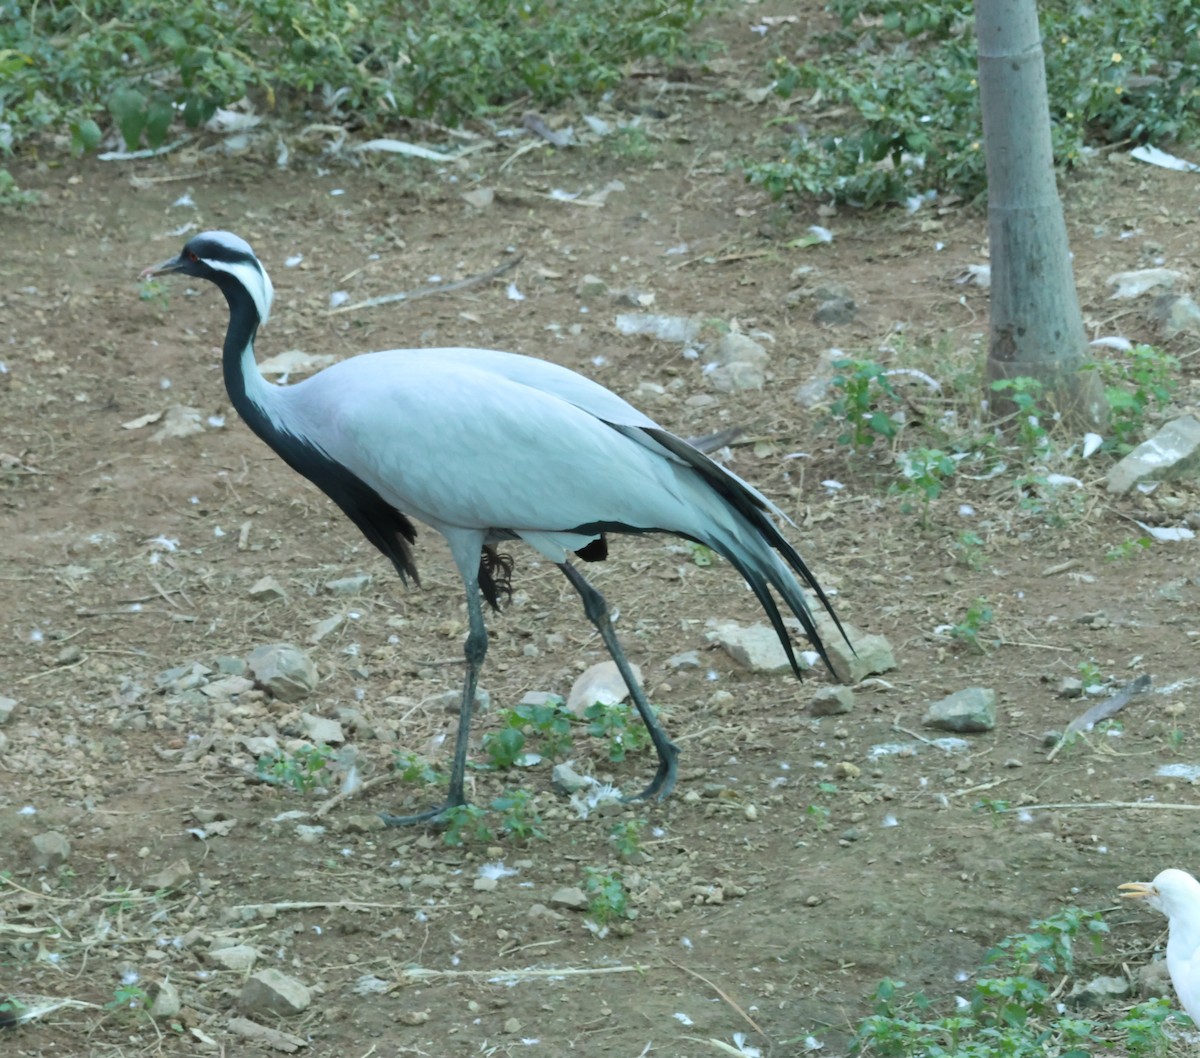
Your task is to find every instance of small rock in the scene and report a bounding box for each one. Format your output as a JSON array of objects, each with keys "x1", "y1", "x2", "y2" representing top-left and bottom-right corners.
[
  {"x1": 325, "y1": 573, "x2": 372, "y2": 596},
  {"x1": 527, "y1": 902, "x2": 564, "y2": 921},
  {"x1": 833, "y1": 761, "x2": 861, "y2": 780},
  {"x1": 248, "y1": 576, "x2": 288, "y2": 601},
  {"x1": 1157, "y1": 292, "x2": 1200, "y2": 338},
  {"x1": 149, "y1": 979, "x2": 182, "y2": 1019},
  {"x1": 1131, "y1": 956, "x2": 1173, "y2": 1000},
  {"x1": 208, "y1": 943, "x2": 260, "y2": 971},
  {"x1": 216, "y1": 654, "x2": 248, "y2": 675},
  {"x1": 810, "y1": 685, "x2": 855, "y2": 716},
  {"x1": 399, "y1": 1010, "x2": 431, "y2": 1026},
  {"x1": 1107, "y1": 415, "x2": 1200, "y2": 494},
  {"x1": 576, "y1": 274, "x2": 608, "y2": 298},
  {"x1": 55, "y1": 644, "x2": 82, "y2": 665},
  {"x1": 612, "y1": 287, "x2": 655, "y2": 308},
  {"x1": 794, "y1": 347, "x2": 845, "y2": 409},
  {"x1": 300, "y1": 713, "x2": 345, "y2": 744},
  {"x1": 566, "y1": 661, "x2": 639, "y2": 716},
  {"x1": 552, "y1": 761, "x2": 592, "y2": 794},
  {"x1": 462, "y1": 187, "x2": 494, "y2": 210},
  {"x1": 923, "y1": 687, "x2": 997, "y2": 732},
  {"x1": 744, "y1": 804, "x2": 758, "y2": 822},
  {"x1": 708, "y1": 361, "x2": 765, "y2": 393},
  {"x1": 1058, "y1": 677, "x2": 1084, "y2": 699},
  {"x1": 815, "y1": 617, "x2": 896, "y2": 684},
  {"x1": 1066, "y1": 974, "x2": 1132, "y2": 1009},
  {"x1": 144, "y1": 858, "x2": 192, "y2": 892},
  {"x1": 474, "y1": 876, "x2": 498, "y2": 892},
  {"x1": 344, "y1": 814, "x2": 386, "y2": 834},
  {"x1": 429, "y1": 687, "x2": 491, "y2": 714},
  {"x1": 1106, "y1": 268, "x2": 1184, "y2": 299},
  {"x1": 614, "y1": 312, "x2": 699, "y2": 344},
  {"x1": 30, "y1": 831, "x2": 71, "y2": 870},
  {"x1": 239, "y1": 968, "x2": 312, "y2": 1017},
  {"x1": 200, "y1": 674, "x2": 255, "y2": 700},
  {"x1": 504, "y1": 1017, "x2": 523, "y2": 1034},
  {"x1": 707, "y1": 621, "x2": 794, "y2": 673},
  {"x1": 713, "y1": 332, "x2": 769, "y2": 366},
  {"x1": 549, "y1": 886, "x2": 589, "y2": 911},
  {"x1": 247, "y1": 643, "x2": 318, "y2": 702},
  {"x1": 665, "y1": 650, "x2": 701, "y2": 671},
  {"x1": 814, "y1": 294, "x2": 857, "y2": 326},
  {"x1": 309, "y1": 614, "x2": 344, "y2": 643},
  {"x1": 0, "y1": 696, "x2": 16, "y2": 724}
]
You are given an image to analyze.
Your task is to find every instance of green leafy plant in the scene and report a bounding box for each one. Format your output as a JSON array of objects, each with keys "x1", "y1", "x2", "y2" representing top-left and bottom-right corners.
[
  {"x1": 584, "y1": 701, "x2": 650, "y2": 762},
  {"x1": 892, "y1": 447, "x2": 956, "y2": 524},
  {"x1": 104, "y1": 980, "x2": 150, "y2": 1021},
  {"x1": 484, "y1": 697, "x2": 575, "y2": 769},
  {"x1": 491, "y1": 789, "x2": 545, "y2": 841},
  {"x1": 393, "y1": 750, "x2": 444, "y2": 787},
  {"x1": 948, "y1": 597, "x2": 994, "y2": 653},
  {"x1": 952, "y1": 530, "x2": 985, "y2": 569},
  {"x1": 748, "y1": 0, "x2": 1200, "y2": 205},
  {"x1": 1100, "y1": 344, "x2": 1180, "y2": 451},
  {"x1": 1105, "y1": 535, "x2": 1153, "y2": 561},
  {"x1": 0, "y1": 168, "x2": 38, "y2": 207},
  {"x1": 990, "y1": 377, "x2": 1052, "y2": 451},
  {"x1": 0, "y1": 0, "x2": 709, "y2": 151},
  {"x1": 256, "y1": 744, "x2": 333, "y2": 792},
  {"x1": 583, "y1": 867, "x2": 632, "y2": 924},
  {"x1": 609, "y1": 818, "x2": 648, "y2": 861},
  {"x1": 440, "y1": 803, "x2": 494, "y2": 847},
  {"x1": 830, "y1": 359, "x2": 902, "y2": 450},
  {"x1": 852, "y1": 909, "x2": 1114, "y2": 1057}
]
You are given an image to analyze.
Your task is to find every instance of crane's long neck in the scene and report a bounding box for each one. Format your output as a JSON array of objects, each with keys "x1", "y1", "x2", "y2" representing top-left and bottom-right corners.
[{"x1": 212, "y1": 272, "x2": 284, "y2": 447}]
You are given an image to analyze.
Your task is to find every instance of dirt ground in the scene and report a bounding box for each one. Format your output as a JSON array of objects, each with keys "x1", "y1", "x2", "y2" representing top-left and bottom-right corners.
[{"x1": 3, "y1": 6, "x2": 1200, "y2": 1057}]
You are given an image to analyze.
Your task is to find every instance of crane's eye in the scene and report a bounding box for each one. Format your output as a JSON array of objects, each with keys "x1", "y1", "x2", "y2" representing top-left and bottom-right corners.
[{"x1": 187, "y1": 251, "x2": 199, "y2": 262}]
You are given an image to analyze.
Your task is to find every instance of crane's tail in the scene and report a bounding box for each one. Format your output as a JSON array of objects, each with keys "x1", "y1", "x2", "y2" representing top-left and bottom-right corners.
[{"x1": 640, "y1": 427, "x2": 849, "y2": 679}]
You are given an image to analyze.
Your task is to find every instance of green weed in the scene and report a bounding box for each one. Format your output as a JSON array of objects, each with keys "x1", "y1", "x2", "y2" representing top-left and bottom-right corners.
[
  {"x1": 609, "y1": 818, "x2": 648, "y2": 861},
  {"x1": 393, "y1": 750, "x2": 444, "y2": 787},
  {"x1": 892, "y1": 447, "x2": 956, "y2": 524},
  {"x1": 1100, "y1": 344, "x2": 1180, "y2": 451},
  {"x1": 830, "y1": 359, "x2": 902, "y2": 451},
  {"x1": 491, "y1": 789, "x2": 545, "y2": 841},
  {"x1": 1105, "y1": 536, "x2": 1152, "y2": 561},
  {"x1": 0, "y1": 0, "x2": 709, "y2": 151},
  {"x1": 583, "y1": 867, "x2": 633, "y2": 924},
  {"x1": 748, "y1": 0, "x2": 1200, "y2": 205},
  {"x1": 584, "y1": 701, "x2": 650, "y2": 763},
  {"x1": 949, "y1": 597, "x2": 994, "y2": 653},
  {"x1": 440, "y1": 803, "x2": 494, "y2": 847},
  {"x1": 256, "y1": 744, "x2": 334, "y2": 792}
]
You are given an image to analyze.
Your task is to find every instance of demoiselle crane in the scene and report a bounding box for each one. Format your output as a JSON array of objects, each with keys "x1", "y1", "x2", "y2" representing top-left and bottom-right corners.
[
  {"x1": 141, "y1": 231, "x2": 848, "y2": 824},
  {"x1": 1120, "y1": 869, "x2": 1200, "y2": 1024}
]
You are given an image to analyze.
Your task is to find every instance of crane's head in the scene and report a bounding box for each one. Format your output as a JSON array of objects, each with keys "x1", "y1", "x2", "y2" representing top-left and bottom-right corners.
[
  {"x1": 141, "y1": 231, "x2": 274, "y2": 325},
  {"x1": 1119, "y1": 868, "x2": 1200, "y2": 920}
]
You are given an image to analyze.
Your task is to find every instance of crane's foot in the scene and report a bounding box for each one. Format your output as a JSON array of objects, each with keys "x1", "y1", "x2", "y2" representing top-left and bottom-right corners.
[
  {"x1": 378, "y1": 793, "x2": 468, "y2": 828},
  {"x1": 624, "y1": 740, "x2": 680, "y2": 803}
]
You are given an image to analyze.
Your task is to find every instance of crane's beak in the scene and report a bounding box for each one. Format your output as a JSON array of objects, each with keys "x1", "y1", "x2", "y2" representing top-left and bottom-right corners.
[
  {"x1": 139, "y1": 254, "x2": 185, "y2": 281},
  {"x1": 1118, "y1": 881, "x2": 1156, "y2": 901}
]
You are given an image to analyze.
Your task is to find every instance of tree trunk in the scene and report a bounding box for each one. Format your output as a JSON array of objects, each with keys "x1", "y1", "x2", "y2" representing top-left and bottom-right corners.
[{"x1": 974, "y1": 0, "x2": 1107, "y2": 429}]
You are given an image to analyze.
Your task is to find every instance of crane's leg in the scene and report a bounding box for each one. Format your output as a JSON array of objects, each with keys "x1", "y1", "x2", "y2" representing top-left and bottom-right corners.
[
  {"x1": 559, "y1": 562, "x2": 679, "y2": 801},
  {"x1": 379, "y1": 574, "x2": 487, "y2": 826}
]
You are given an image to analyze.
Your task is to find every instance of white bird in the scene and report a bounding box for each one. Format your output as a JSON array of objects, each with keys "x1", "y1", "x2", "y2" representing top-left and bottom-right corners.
[
  {"x1": 1120, "y1": 868, "x2": 1200, "y2": 1024},
  {"x1": 141, "y1": 231, "x2": 848, "y2": 824}
]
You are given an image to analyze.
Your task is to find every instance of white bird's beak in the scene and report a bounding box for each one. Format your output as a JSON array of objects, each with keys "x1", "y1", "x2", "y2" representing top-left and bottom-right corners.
[{"x1": 1118, "y1": 881, "x2": 1156, "y2": 901}]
